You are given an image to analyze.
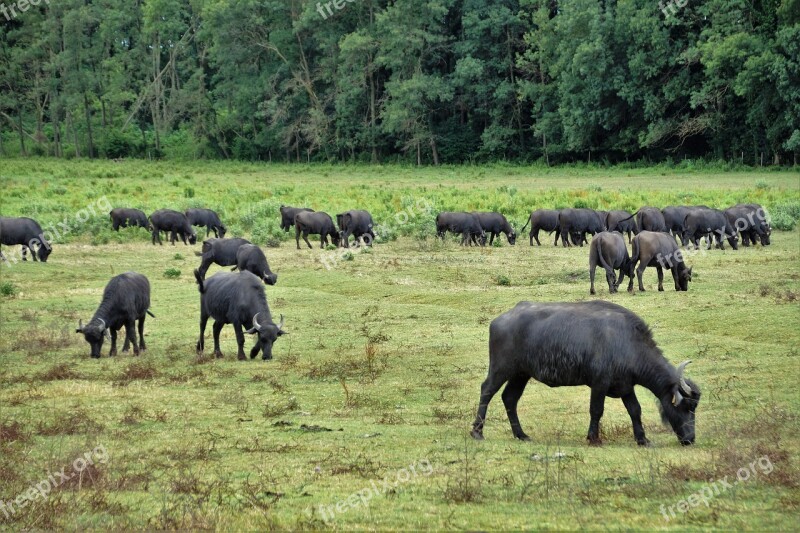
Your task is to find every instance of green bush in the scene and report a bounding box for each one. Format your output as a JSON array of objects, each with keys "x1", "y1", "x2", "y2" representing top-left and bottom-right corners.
[
  {"x1": 1, "y1": 281, "x2": 17, "y2": 297},
  {"x1": 163, "y1": 268, "x2": 181, "y2": 279},
  {"x1": 769, "y1": 202, "x2": 800, "y2": 231},
  {"x1": 495, "y1": 274, "x2": 511, "y2": 286}
]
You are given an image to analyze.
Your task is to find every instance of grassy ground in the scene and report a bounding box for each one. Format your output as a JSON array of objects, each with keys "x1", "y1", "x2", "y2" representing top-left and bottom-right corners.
[{"x1": 0, "y1": 158, "x2": 799, "y2": 530}]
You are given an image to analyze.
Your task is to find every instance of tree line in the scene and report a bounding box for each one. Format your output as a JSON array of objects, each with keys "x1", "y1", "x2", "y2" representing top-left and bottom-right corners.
[{"x1": 0, "y1": 0, "x2": 797, "y2": 165}]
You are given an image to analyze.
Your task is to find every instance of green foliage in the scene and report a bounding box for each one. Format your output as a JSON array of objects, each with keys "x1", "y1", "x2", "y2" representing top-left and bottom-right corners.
[
  {"x1": 163, "y1": 268, "x2": 181, "y2": 279},
  {"x1": 0, "y1": 281, "x2": 17, "y2": 297},
  {"x1": 770, "y1": 201, "x2": 800, "y2": 230}
]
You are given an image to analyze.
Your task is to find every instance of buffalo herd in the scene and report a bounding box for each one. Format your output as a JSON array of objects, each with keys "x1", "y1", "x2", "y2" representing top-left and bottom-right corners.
[{"x1": 1, "y1": 198, "x2": 774, "y2": 446}]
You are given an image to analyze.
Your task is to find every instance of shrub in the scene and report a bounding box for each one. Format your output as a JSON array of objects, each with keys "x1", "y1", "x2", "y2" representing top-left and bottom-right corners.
[
  {"x1": 769, "y1": 202, "x2": 800, "y2": 231},
  {"x1": 0, "y1": 281, "x2": 17, "y2": 297},
  {"x1": 164, "y1": 268, "x2": 181, "y2": 279},
  {"x1": 495, "y1": 274, "x2": 511, "y2": 286}
]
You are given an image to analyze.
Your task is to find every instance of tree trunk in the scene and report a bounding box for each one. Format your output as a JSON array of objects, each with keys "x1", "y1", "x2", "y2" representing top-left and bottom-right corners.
[
  {"x1": 17, "y1": 109, "x2": 27, "y2": 156},
  {"x1": 430, "y1": 137, "x2": 440, "y2": 166},
  {"x1": 83, "y1": 92, "x2": 95, "y2": 157}
]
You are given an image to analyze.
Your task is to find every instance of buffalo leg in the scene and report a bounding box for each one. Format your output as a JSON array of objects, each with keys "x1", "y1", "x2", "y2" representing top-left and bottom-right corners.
[
  {"x1": 152, "y1": 229, "x2": 160, "y2": 245},
  {"x1": 109, "y1": 329, "x2": 118, "y2": 357},
  {"x1": 530, "y1": 229, "x2": 538, "y2": 246},
  {"x1": 560, "y1": 228, "x2": 570, "y2": 247},
  {"x1": 621, "y1": 392, "x2": 650, "y2": 446},
  {"x1": 636, "y1": 262, "x2": 647, "y2": 292},
  {"x1": 501, "y1": 375, "x2": 531, "y2": 441},
  {"x1": 249, "y1": 338, "x2": 262, "y2": 359},
  {"x1": 605, "y1": 266, "x2": 617, "y2": 294},
  {"x1": 587, "y1": 388, "x2": 606, "y2": 445},
  {"x1": 233, "y1": 323, "x2": 247, "y2": 361},
  {"x1": 589, "y1": 262, "x2": 597, "y2": 295},
  {"x1": 656, "y1": 265, "x2": 665, "y2": 291},
  {"x1": 138, "y1": 316, "x2": 147, "y2": 352},
  {"x1": 21, "y1": 246, "x2": 29, "y2": 261},
  {"x1": 489, "y1": 233, "x2": 495, "y2": 245},
  {"x1": 126, "y1": 320, "x2": 139, "y2": 356},
  {"x1": 302, "y1": 231, "x2": 313, "y2": 249},
  {"x1": 295, "y1": 227, "x2": 302, "y2": 249},
  {"x1": 471, "y1": 373, "x2": 508, "y2": 440},
  {"x1": 197, "y1": 313, "x2": 209, "y2": 353},
  {"x1": 212, "y1": 320, "x2": 225, "y2": 358}
]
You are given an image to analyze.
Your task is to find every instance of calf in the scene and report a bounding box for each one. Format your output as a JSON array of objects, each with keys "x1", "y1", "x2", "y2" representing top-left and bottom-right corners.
[
  {"x1": 76, "y1": 272, "x2": 154, "y2": 357},
  {"x1": 195, "y1": 270, "x2": 286, "y2": 360},
  {"x1": 471, "y1": 300, "x2": 701, "y2": 446},
  {"x1": 339, "y1": 210, "x2": 376, "y2": 248},
  {"x1": 589, "y1": 232, "x2": 634, "y2": 294},
  {"x1": 0, "y1": 217, "x2": 52, "y2": 262},
  {"x1": 631, "y1": 231, "x2": 693, "y2": 292},
  {"x1": 473, "y1": 212, "x2": 516, "y2": 245},
  {"x1": 185, "y1": 208, "x2": 227, "y2": 238},
  {"x1": 295, "y1": 211, "x2": 340, "y2": 249},
  {"x1": 150, "y1": 209, "x2": 197, "y2": 245}
]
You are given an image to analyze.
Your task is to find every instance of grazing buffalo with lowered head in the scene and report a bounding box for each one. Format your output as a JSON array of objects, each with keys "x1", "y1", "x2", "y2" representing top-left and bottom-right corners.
[
  {"x1": 295, "y1": 211, "x2": 340, "y2": 249},
  {"x1": 76, "y1": 272, "x2": 154, "y2": 358},
  {"x1": 636, "y1": 207, "x2": 668, "y2": 233},
  {"x1": 471, "y1": 300, "x2": 701, "y2": 446},
  {"x1": 605, "y1": 210, "x2": 638, "y2": 243},
  {"x1": 196, "y1": 238, "x2": 251, "y2": 280},
  {"x1": 683, "y1": 208, "x2": 738, "y2": 250},
  {"x1": 234, "y1": 244, "x2": 278, "y2": 285},
  {"x1": 558, "y1": 208, "x2": 606, "y2": 247},
  {"x1": 149, "y1": 209, "x2": 197, "y2": 246},
  {"x1": 520, "y1": 209, "x2": 563, "y2": 246},
  {"x1": 436, "y1": 212, "x2": 486, "y2": 246},
  {"x1": 725, "y1": 203, "x2": 770, "y2": 247},
  {"x1": 473, "y1": 212, "x2": 516, "y2": 245},
  {"x1": 631, "y1": 231, "x2": 693, "y2": 291},
  {"x1": 280, "y1": 205, "x2": 314, "y2": 231},
  {"x1": 110, "y1": 208, "x2": 151, "y2": 232},
  {"x1": 0, "y1": 217, "x2": 52, "y2": 262},
  {"x1": 195, "y1": 270, "x2": 287, "y2": 360},
  {"x1": 185, "y1": 208, "x2": 227, "y2": 238},
  {"x1": 589, "y1": 232, "x2": 634, "y2": 294},
  {"x1": 339, "y1": 210, "x2": 376, "y2": 247}
]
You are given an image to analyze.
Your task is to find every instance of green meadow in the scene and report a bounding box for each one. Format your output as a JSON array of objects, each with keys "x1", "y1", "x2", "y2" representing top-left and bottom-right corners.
[{"x1": 0, "y1": 158, "x2": 798, "y2": 530}]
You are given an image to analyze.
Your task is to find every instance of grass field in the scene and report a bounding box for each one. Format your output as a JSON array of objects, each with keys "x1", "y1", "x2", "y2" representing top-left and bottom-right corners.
[{"x1": 1, "y1": 158, "x2": 799, "y2": 530}]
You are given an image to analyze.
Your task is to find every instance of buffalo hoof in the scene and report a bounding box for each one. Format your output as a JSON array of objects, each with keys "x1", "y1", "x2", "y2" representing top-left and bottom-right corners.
[
  {"x1": 514, "y1": 433, "x2": 531, "y2": 442},
  {"x1": 109, "y1": 350, "x2": 117, "y2": 357},
  {"x1": 262, "y1": 355, "x2": 273, "y2": 361},
  {"x1": 470, "y1": 429, "x2": 484, "y2": 441},
  {"x1": 587, "y1": 436, "x2": 603, "y2": 446},
  {"x1": 658, "y1": 287, "x2": 664, "y2": 292},
  {"x1": 637, "y1": 438, "x2": 652, "y2": 447},
  {"x1": 237, "y1": 353, "x2": 247, "y2": 361},
  {"x1": 590, "y1": 289, "x2": 596, "y2": 295},
  {"x1": 214, "y1": 350, "x2": 224, "y2": 359}
]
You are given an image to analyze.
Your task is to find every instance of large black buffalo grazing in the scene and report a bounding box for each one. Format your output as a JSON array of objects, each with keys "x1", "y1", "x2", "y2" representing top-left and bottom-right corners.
[
  {"x1": 636, "y1": 207, "x2": 668, "y2": 233},
  {"x1": 589, "y1": 232, "x2": 634, "y2": 294},
  {"x1": 436, "y1": 212, "x2": 486, "y2": 246},
  {"x1": 195, "y1": 270, "x2": 286, "y2": 360},
  {"x1": 76, "y1": 272, "x2": 154, "y2": 358},
  {"x1": 0, "y1": 217, "x2": 52, "y2": 262},
  {"x1": 520, "y1": 209, "x2": 562, "y2": 246},
  {"x1": 339, "y1": 210, "x2": 376, "y2": 247},
  {"x1": 471, "y1": 300, "x2": 701, "y2": 446},
  {"x1": 110, "y1": 208, "x2": 151, "y2": 232},
  {"x1": 725, "y1": 203, "x2": 770, "y2": 247},
  {"x1": 185, "y1": 208, "x2": 227, "y2": 238},
  {"x1": 605, "y1": 210, "x2": 638, "y2": 243},
  {"x1": 473, "y1": 212, "x2": 516, "y2": 245},
  {"x1": 295, "y1": 211, "x2": 340, "y2": 249},
  {"x1": 631, "y1": 231, "x2": 693, "y2": 291},
  {"x1": 234, "y1": 244, "x2": 278, "y2": 285},
  {"x1": 557, "y1": 208, "x2": 606, "y2": 247},
  {"x1": 280, "y1": 205, "x2": 314, "y2": 231},
  {"x1": 683, "y1": 208, "x2": 738, "y2": 250},
  {"x1": 149, "y1": 209, "x2": 197, "y2": 245},
  {"x1": 661, "y1": 206, "x2": 695, "y2": 245}
]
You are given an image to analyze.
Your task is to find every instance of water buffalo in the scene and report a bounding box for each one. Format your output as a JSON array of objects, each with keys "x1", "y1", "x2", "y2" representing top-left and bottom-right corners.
[
  {"x1": 436, "y1": 212, "x2": 486, "y2": 246},
  {"x1": 683, "y1": 208, "x2": 738, "y2": 250},
  {"x1": 339, "y1": 210, "x2": 376, "y2": 248},
  {"x1": 185, "y1": 208, "x2": 227, "y2": 238},
  {"x1": 295, "y1": 211, "x2": 340, "y2": 249},
  {"x1": 520, "y1": 209, "x2": 563, "y2": 246},
  {"x1": 589, "y1": 232, "x2": 634, "y2": 294},
  {"x1": 605, "y1": 210, "x2": 638, "y2": 243},
  {"x1": 110, "y1": 208, "x2": 151, "y2": 232},
  {"x1": 75, "y1": 272, "x2": 154, "y2": 358},
  {"x1": 473, "y1": 212, "x2": 516, "y2": 245},
  {"x1": 0, "y1": 217, "x2": 52, "y2": 262},
  {"x1": 631, "y1": 231, "x2": 693, "y2": 291},
  {"x1": 471, "y1": 300, "x2": 701, "y2": 446},
  {"x1": 725, "y1": 203, "x2": 770, "y2": 246},
  {"x1": 661, "y1": 206, "x2": 694, "y2": 245},
  {"x1": 280, "y1": 206, "x2": 314, "y2": 231},
  {"x1": 196, "y1": 238, "x2": 252, "y2": 279},
  {"x1": 150, "y1": 209, "x2": 197, "y2": 246},
  {"x1": 234, "y1": 244, "x2": 278, "y2": 285},
  {"x1": 636, "y1": 207, "x2": 668, "y2": 233},
  {"x1": 557, "y1": 208, "x2": 606, "y2": 247},
  {"x1": 195, "y1": 270, "x2": 287, "y2": 360}
]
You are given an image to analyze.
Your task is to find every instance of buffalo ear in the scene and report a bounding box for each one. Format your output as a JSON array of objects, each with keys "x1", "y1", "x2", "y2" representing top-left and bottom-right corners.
[
  {"x1": 672, "y1": 389, "x2": 684, "y2": 407},
  {"x1": 245, "y1": 326, "x2": 257, "y2": 335}
]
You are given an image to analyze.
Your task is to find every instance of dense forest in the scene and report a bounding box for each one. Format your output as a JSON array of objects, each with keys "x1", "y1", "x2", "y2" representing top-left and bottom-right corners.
[{"x1": 0, "y1": 0, "x2": 797, "y2": 164}]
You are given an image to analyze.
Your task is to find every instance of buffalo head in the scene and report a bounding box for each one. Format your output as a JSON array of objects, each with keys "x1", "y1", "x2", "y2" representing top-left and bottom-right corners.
[
  {"x1": 219, "y1": 225, "x2": 228, "y2": 238},
  {"x1": 245, "y1": 313, "x2": 287, "y2": 360},
  {"x1": 507, "y1": 231, "x2": 517, "y2": 245},
  {"x1": 188, "y1": 232, "x2": 198, "y2": 245},
  {"x1": 676, "y1": 265, "x2": 692, "y2": 291},
  {"x1": 76, "y1": 318, "x2": 111, "y2": 358},
  {"x1": 659, "y1": 360, "x2": 701, "y2": 445}
]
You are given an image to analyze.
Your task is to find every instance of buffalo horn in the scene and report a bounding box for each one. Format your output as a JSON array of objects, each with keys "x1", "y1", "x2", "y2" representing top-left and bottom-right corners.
[
  {"x1": 677, "y1": 360, "x2": 692, "y2": 395},
  {"x1": 278, "y1": 314, "x2": 285, "y2": 330},
  {"x1": 252, "y1": 313, "x2": 261, "y2": 330}
]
